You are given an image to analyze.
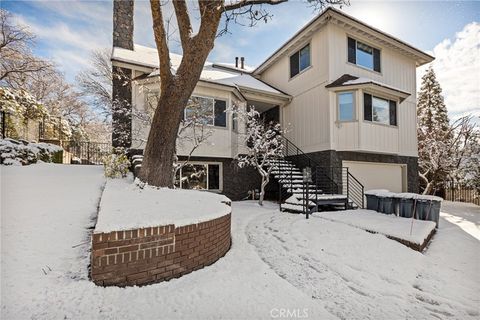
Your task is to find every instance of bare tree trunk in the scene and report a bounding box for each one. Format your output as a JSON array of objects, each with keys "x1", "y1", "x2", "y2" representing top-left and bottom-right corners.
[
  {"x1": 139, "y1": 80, "x2": 191, "y2": 187},
  {"x1": 259, "y1": 175, "x2": 269, "y2": 206},
  {"x1": 139, "y1": 0, "x2": 222, "y2": 187}
]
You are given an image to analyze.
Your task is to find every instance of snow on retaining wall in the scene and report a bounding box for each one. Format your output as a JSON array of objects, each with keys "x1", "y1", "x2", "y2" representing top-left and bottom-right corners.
[
  {"x1": 317, "y1": 210, "x2": 437, "y2": 252},
  {"x1": 91, "y1": 213, "x2": 231, "y2": 286}
]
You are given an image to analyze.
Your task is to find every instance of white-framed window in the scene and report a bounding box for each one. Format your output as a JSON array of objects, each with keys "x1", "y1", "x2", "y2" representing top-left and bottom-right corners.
[
  {"x1": 290, "y1": 43, "x2": 311, "y2": 78},
  {"x1": 363, "y1": 93, "x2": 397, "y2": 126},
  {"x1": 184, "y1": 96, "x2": 227, "y2": 128},
  {"x1": 175, "y1": 162, "x2": 222, "y2": 191},
  {"x1": 337, "y1": 91, "x2": 355, "y2": 121},
  {"x1": 348, "y1": 37, "x2": 381, "y2": 72}
]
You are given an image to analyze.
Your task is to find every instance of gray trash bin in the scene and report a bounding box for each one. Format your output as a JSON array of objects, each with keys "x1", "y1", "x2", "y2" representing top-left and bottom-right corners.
[
  {"x1": 398, "y1": 197, "x2": 415, "y2": 218},
  {"x1": 415, "y1": 199, "x2": 430, "y2": 220},
  {"x1": 378, "y1": 194, "x2": 394, "y2": 214},
  {"x1": 365, "y1": 190, "x2": 389, "y2": 212},
  {"x1": 430, "y1": 200, "x2": 442, "y2": 228},
  {"x1": 416, "y1": 196, "x2": 442, "y2": 228},
  {"x1": 366, "y1": 194, "x2": 379, "y2": 211}
]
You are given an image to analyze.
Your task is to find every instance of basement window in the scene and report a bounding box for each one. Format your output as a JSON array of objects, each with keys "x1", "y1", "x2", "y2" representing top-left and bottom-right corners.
[
  {"x1": 175, "y1": 163, "x2": 222, "y2": 191},
  {"x1": 184, "y1": 96, "x2": 227, "y2": 127},
  {"x1": 290, "y1": 44, "x2": 311, "y2": 78}
]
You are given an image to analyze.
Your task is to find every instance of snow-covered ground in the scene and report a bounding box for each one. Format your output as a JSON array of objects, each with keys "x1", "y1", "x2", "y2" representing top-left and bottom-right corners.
[
  {"x1": 95, "y1": 177, "x2": 231, "y2": 233},
  {"x1": 317, "y1": 210, "x2": 436, "y2": 245},
  {"x1": 248, "y1": 202, "x2": 480, "y2": 319},
  {"x1": 1, "y1": 164, "x2": 331, "y2": 319},
  {"x1": 1, "y1": 164, "x2": 479, "y2": 319}
]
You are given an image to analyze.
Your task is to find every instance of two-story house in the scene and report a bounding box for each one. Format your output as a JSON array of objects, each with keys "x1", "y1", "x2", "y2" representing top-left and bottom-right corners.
[{"x1": 111, "y1": 5, "x2": 434, "y2": 202}]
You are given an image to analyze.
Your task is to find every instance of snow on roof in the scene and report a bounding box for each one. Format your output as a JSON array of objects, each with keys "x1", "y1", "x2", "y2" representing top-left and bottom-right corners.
[
  {"x1": 325, "y1": 74, "x2": 410, "y2": 97},
  {"x1": 112, "y1": 44, "x2": 285, "y2": 96},
  {"x1": 212, "y1": 62, "x2": 255, "y2": 73}
]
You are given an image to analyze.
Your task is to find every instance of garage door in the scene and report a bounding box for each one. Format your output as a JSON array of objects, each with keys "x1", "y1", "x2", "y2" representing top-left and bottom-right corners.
[{"x1": 343, "y1": 161, "x2": 406, "y2": 193}]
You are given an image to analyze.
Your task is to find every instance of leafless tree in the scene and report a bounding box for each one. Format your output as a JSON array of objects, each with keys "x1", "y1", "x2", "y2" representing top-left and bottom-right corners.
[
  {"x1": 140, "y1": 0, "x2": 348, "y2": 188},
  {"x1": 76, "y1": 49, "x2": 115, "y2": 121},
  {"x1": 0, "y1": 9, "x2": 54, "y2": 88},
  {"x1": 419, "y1": 115, "x2": 479, "y2": 195}
]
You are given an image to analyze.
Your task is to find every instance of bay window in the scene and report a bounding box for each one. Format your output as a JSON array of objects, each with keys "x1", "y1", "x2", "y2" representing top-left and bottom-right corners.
[
  {"x1": 338, "y1": 92, "x2": 355, "y2": 121},
  {"x1": 363, "y1": 93, "x2": 397, "y2": 126}
]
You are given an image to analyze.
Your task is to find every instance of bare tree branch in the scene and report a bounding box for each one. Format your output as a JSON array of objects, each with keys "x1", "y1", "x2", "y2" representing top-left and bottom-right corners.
[
  {"x1": 223, "y1": 0, "x2": 290, "y2": 11},
  {"x1": 172, "y1": 0, "x2": 193, "y2": 49},
  {"x1": 149, "y1": 0, "x2": 173, "y2": 85}
]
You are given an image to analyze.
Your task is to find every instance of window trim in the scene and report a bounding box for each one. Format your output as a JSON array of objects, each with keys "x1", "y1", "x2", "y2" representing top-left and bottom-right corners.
[
  {"x1": 347, "y1": 35, "x2": 382, "y2": 74},
  {"x1": 363, "y1": 91, "x2": 399, "y2": 127},
  {"x1": 337, "y1": 91, "x2": 357, "y2": 122},
  {"x1": 184, "y1": 95, "x2": 228, "y2": 129},
  {"x1": 176, "y1": 161, "x2": 223, "y2": 191},
  {"x1": 289, "y1": 42, "x2": 312, "y2": 79}
]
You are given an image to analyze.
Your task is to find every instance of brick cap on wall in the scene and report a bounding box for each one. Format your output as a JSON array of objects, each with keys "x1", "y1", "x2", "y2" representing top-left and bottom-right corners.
[{"x1": 91, "y1": 213, "x2": 232, "y2": 287}]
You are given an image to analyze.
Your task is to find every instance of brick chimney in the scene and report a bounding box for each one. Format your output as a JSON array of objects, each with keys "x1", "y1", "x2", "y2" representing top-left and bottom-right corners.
[{"x1": 112, "y1": 0, "x2": 134, "y2": 148}]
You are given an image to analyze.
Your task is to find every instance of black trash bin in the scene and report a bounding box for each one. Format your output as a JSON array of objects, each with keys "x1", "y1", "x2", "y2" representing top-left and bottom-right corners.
[{"x1": 365, "y1": 194, "x2": 379, "y2": 211}]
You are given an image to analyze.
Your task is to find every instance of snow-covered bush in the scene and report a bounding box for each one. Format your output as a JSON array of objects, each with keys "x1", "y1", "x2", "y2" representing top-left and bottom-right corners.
[
  {"x1": 0, "y1": 139, "x2": 63, "y2": 165},
  {"x1": 103, "y1": 147, "x2": 130, "y2": 178},
  {"x1": 0, "y1": 87, "x2": 49, "y2": 139}
]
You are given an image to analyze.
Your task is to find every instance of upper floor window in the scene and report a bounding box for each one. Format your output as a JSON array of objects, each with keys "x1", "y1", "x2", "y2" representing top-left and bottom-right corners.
[
  {"x1": 364, "y1": 93, "x2": 397, "y2": 126},
  {"x1": 184, "y1": 96, "x2": 227, "y2": 127},
  {"x1": 290, "y1": 44, "x2": 311, "y2": 78},
  {"x1": 348, "y1": 37, "x2": 381, "y2": 72},
  {"x1": 338, "y1": 92, "x2": 355, "y2": 121}
]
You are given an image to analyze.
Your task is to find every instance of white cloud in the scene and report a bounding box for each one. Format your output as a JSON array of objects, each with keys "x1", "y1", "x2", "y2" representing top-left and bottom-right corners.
[{"x1": 417, "y1": 22, "x2": 480, "y2": 118}]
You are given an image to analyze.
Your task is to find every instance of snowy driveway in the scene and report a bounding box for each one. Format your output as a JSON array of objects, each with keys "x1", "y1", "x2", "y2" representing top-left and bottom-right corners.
[
  {"x1": 1, "y1": 164, "x2": 332, "y2": 319},
  {"x1": 247, "y1": 201, "x2": 480, "y2": 319}
]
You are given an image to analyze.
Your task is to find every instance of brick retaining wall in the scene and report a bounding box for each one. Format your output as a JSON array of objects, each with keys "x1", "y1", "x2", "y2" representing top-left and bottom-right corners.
[{"x1": 91, "y1": 213, "x2": 231, "y2": 286}]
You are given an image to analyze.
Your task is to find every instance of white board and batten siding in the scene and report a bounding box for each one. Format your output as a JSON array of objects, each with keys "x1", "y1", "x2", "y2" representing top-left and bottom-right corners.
[
  {"x1": 259, "y1": 22, "x2": 419, "y2": 158},
  {"x1": 259, "y1": 27, "x2": 332, "y2": 154},
  {"x1": 327, "y1": 23, "x2": 418, "y2": 157}
]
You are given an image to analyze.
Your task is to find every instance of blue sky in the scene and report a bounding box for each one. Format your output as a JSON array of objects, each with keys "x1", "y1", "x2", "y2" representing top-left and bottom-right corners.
[{"x1": 2, "y1": 0, "x2": 479, "y2": 118}]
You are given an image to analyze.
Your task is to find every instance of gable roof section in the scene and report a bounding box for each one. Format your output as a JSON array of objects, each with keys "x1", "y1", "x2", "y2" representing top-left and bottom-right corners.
[
  {"x1": 253, "y1": 7, "x2": 434, "y2": 75},
  {"x1": 112, "y1": 44, "x2": 289, "y2": 99}
]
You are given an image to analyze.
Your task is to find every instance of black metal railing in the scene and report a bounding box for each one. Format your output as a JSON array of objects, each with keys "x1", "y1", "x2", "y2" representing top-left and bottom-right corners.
[
  {"x1": 60, "y1": 141, "x2": 111, "y2": 165},
  {"x1": 316, "y1": 166, "x2": 364, "y2": 209},
  {"x1": 275, "y1": 136, "x2": 365, "y2": 209}
]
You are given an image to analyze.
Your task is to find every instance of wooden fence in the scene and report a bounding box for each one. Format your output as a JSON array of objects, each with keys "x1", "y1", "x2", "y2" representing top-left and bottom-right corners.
[{"x1": 444, "y1": 185, "x2": 480, "y2": 206}]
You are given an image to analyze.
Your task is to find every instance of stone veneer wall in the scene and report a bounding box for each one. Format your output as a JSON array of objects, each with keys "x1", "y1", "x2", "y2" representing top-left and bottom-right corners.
[
  {"x1": 112, "y1": 0, "x2": 134, "y2": 148},
  {"x1": 91, "y1": 213, "x2": 231, "y2": 287},
  {"x1": 113, "y1": 0, "x2": 134, "y2": 50},
  {"x1": 128, "y1": 153, "x2": 262, "y2": 201}
]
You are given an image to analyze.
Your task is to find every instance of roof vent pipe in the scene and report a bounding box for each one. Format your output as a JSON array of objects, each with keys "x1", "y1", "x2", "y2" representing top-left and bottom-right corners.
[
  {"x1": 235, "y1": 57, "x2": 239, "y2": 68},
  {"x1": 240, "y1": 57, "x2": 245, "y2": 69}
]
